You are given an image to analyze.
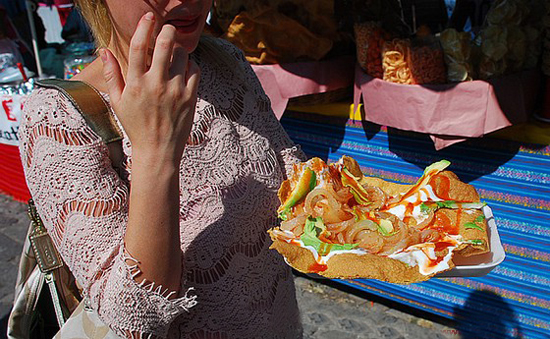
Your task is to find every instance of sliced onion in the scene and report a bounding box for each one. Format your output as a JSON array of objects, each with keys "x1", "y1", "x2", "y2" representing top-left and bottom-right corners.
[
  {"x1": 420, "y1": 229, "x2": 442, "y2": 243},
  {"x1": 379, "y1": 237, "x2": 410, "y2": 255},
  {"x1": 271, "y1": 229, "x2": 295, "y2": 241},
  {"x1": 413, "y1": 210, "x2": 434, "y2": 230},
  {"x1": 344, "y1": 219, "x2": 379, "y2": 243},
  {"x1": 362, "y1": 185, "x2": 387, "y2": 210},
  {"x1": 304, "y1": 187, "x2": 340, "y2": 215},
  {"x1": 333, "y1": 187, "x2": 354, "y2": 203},
  {"x1": 356, "y1": 232, "x2": 384, "y2": 253},
  {"x1": 326, "y1": 218, "x2": 355, "y2": 233},
  {"x1": 378, "y1": 218, "x2": 408, "y2": 252},
  {"x1": 280, "y1": 214, "x2": 307, "y2": 232}
]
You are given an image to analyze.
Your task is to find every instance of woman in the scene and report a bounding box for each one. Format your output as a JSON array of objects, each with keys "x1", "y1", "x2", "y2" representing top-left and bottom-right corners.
[{"x1": 18, "y1": 0, "x2": 305, "y2": 337}]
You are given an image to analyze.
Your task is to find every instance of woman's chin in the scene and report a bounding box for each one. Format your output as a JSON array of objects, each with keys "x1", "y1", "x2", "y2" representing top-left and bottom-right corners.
[{"x1": 175, "y1": 39, "x2": 200, "y2": 54}]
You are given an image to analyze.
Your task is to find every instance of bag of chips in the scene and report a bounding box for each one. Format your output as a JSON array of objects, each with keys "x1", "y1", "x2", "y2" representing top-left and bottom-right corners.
[
  {"x1": 381, "y1": 39, "x2": 413, "y2": 84},
  {"x1": 354, "y1": 22, "x2": 388, "y2": 78},
  {"x1": 408, "y1": 35, "x2": 447, "y2": 84},
  {"x1": 440, "y1": 28, "x2": 475, "y2": 82}
]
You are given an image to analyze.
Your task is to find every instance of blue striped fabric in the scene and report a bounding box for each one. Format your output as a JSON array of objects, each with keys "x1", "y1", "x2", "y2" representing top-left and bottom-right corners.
[{"x1": 280, "y1": 110, "x2": 550, "y2": 339}]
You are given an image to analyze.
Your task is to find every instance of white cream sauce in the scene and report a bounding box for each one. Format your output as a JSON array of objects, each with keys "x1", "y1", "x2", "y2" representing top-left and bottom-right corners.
[{"x1": 281, "y1": 234, "x2": 464, "y2": 276}]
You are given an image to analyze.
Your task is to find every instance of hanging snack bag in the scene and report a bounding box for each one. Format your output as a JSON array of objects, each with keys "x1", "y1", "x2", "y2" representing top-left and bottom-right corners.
[
  {"x1": 382, "y1": 39, "x2": 413, "y2": 85},
  {"x1": 354, "y1": 22, "x2": 387, "y2": 78},
  {"x1": 408, "y1": 33, "x2": 447, "y2": 85},
  {"x1": 440, "y1": 29, "x2": 475, "y2": 82}
]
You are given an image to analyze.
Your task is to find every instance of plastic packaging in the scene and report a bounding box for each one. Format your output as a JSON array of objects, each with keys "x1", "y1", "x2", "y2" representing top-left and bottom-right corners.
[
  {"x1": 354, "y1": 22, "x2": 387, "y2": 78},
  {"x1": 63, "y1": 42, "x2": 96, "y2": 79},
  {"x1": 381, "y1": 39, "x2": 413, "y2": 84},
  {"x1": 408, "y1": 37, "x2": 447, "y2": 85},
  {"x1": 440, "y1": 28, "x2": 475, "y2": 82}
]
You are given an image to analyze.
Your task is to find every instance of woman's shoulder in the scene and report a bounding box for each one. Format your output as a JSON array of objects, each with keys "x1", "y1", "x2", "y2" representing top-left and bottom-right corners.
[
  {"x1": 24, "y1": 86, "x2": 86, "y2": 125},
  {"x1": 196, "y1": 37, "x2": 264, "y2": 95},
  {"x1": 198, "y1": 36, "x2": 247, "y2": 60},
  {"x1": 20, "y1": 84, "x2": 102, "y2": 148},
  {"x1": 195, "y1": 36, "x2": 251, "y2": 75}
]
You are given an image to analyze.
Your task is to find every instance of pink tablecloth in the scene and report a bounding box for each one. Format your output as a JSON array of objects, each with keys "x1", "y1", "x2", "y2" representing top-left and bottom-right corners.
[
  {"x1": 354, "y1": 65, "x2": 542, "y2": 150},
  {"x1": 252, "y1": 56, "x2": 355, "y2": 119}
]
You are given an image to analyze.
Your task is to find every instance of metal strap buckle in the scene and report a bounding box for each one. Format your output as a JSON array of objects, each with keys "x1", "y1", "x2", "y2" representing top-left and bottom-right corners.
[{"x1": 28, "y1": 199, "x2": 63, "y2": 273}]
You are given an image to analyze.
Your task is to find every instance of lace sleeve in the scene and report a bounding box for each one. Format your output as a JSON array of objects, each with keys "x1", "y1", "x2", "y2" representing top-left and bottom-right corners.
[
  {"x1": 18, "y1": 88, "x2": 196, "y2": 338},
  {"x1": 215, "y1": 39, "x2": 308, "y2": 179}
]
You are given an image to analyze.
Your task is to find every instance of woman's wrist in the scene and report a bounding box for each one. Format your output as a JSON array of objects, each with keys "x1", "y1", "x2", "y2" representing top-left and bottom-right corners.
[{"x1": 132, "y1": 147, "x2": 183, "y2": 172}]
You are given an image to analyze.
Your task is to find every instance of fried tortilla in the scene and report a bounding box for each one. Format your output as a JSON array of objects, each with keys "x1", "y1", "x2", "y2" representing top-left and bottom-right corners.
[{"x1": 268, "y1": 156, "x2": 490, "y2": 284}]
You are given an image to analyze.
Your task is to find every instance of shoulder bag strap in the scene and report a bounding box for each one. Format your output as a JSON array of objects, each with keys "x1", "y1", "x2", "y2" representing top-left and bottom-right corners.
[
  {"x1": 35, "y1": 78, "x2": 124, "y2": 174},
  {"x1": 26, "y1": 79, "x2": 125, "y2": 327}
]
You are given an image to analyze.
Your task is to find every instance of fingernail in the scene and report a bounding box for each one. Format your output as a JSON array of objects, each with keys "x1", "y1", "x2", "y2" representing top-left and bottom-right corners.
[
  {"x1": 99, "y1": 49, "x2": 107, "y2": 63},
  {"x1": 144, "y1": 12, "x2": 154, "y2": 21}
]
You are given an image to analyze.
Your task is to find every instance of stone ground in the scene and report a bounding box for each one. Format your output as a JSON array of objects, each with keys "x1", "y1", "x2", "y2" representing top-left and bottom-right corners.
[{"x1": 0, "y1": 194, "x2": 461, "y2": 338}]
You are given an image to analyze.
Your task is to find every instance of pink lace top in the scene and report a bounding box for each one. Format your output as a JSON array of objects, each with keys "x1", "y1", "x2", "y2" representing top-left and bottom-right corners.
[{"x1": 19, "y1": 39, "x2": 305, "y2": 338}]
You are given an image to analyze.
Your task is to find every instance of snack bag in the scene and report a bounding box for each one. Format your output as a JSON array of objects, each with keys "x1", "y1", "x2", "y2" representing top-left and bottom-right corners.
[
  {"x1": 477, "y1": 0, "x2": 538, "y2": 79},
  {"x1": 408, "y1": 36, "x2": 447, "y2": 85},
  {"x1": 440, "y1": 29, "x2": 474, "y2": 82},
  {"x1": 354, "y1": 22, "x2": 387, "y2": 78},
  {"x1": 382, "y1": 39, "x2": 413, "y2": 84}
]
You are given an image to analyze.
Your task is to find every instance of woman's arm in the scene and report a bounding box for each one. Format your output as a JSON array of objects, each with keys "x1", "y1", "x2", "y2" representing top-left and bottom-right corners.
[
  {"x1": 19, "y1": 88, "x2": 196, "y2": 338},
  {"x1": 100, "y1": 12, "x2": 199, "y2": 295}
]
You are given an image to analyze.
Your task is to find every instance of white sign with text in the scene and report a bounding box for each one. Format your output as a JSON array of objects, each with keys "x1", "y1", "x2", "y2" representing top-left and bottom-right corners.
[{"x1": 0, "y1": 94, "x2": 25, "y2": 146}]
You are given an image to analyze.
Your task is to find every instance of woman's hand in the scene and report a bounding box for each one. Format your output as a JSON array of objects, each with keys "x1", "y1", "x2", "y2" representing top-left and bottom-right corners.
[{"x1": 99, "y1": 12, "x2": 200, "y2": 164}]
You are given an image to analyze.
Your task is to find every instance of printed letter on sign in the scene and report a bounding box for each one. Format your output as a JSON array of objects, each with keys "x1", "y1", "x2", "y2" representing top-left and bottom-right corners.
[{"x1": 0, "y1": 94, "x2": 25, "y2": 146}]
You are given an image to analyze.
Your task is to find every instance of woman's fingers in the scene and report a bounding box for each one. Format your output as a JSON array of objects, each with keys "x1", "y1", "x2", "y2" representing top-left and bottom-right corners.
[
  {"x1": 100, "y1": 48, "x2": 124, "y2": 104},
  {"x1": 185, "y1": 59, "x2": 201, "y2": 97},
  {"x1": 150, "y1": 25, "x2": 176, "y2": 79},
  {"x1": 127, "y1": 12, "x2": 155, "y2": 81},
  {"x1": 168, "y1": 46, "x2": 189, "y2": 80}
]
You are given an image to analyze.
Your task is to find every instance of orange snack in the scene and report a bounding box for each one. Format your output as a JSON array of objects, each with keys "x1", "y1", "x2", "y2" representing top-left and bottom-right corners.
[
  {"x1": 382, "y1": 39, "x2": 414, "y2": 84},
  {"x1": 354, "y1": 22, "x2": 388, "y2": 78},
  {"x1": 409, "y1": 45, "x2": 447, "y2": 84},
  {"x1": 268, "y1": 156, "x2": 490, "y2": 284}
]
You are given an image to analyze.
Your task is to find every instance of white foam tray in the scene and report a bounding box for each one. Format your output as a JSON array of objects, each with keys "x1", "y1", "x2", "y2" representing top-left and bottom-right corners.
[{"x1": 435, "y1": 205, "x2": 505, "y2": 278}]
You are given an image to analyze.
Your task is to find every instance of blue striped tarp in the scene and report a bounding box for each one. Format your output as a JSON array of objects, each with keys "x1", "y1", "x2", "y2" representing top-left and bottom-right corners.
[{"x1": 280, "y1": 110, "x2": 550, "y2": 339}]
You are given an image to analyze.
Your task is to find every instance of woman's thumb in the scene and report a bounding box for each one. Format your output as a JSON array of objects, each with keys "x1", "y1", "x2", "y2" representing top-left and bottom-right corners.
[{"x1": 99, "y1": 48, "x2": 124, "y2": 103}]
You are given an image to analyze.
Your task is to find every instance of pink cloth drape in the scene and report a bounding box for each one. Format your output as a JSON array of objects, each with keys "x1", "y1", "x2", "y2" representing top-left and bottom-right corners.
[
  {"x1": 354, "y1": 65, "x2": 541, "y2": 150},
  {"x1": 252, "y1": 56, "x2": 355, "y2": 119}
]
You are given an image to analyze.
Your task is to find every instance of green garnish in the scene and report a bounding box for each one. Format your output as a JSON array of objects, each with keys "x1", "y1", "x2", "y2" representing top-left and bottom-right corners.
[
  {"x1": 475, "y1": 215, "x2": 485, "y2": 223},
  {"x1": 467, "y1": 239, "x2": 484, "y2": 245},
  {"x1": 341, "y1": 168, "x2": 372, "y2": 205},
  {"x1": 464, "y1": 222, "x2": 484, "y2": 231},
  {"x1": 378, "y1": 219, "x2": 395, "y2": 236},
  {"x1": 420, "y1": 201, "x2": 486, "y2": 213},
  {"x1": 301, "y1": 217, "x2": 358, "y2": 256},
  {"x1": 278, "y1": 167, "x2": 317, "y2": 221}
]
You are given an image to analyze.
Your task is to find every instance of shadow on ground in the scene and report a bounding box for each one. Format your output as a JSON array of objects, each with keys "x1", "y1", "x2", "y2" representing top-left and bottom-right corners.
[{"x1": 454, "y1": 290, "x2": 522, "y2": 339}]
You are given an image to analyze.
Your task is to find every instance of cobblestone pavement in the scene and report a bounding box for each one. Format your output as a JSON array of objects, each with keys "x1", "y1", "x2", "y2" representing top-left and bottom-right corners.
[{"x1": 0, "y1": 194, "x2": 460, "y2": 338}]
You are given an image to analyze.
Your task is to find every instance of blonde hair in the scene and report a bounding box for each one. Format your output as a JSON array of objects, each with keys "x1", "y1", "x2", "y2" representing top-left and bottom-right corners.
[{"x1": 73, "y1": 0, "x2": 112, "y2": 49}]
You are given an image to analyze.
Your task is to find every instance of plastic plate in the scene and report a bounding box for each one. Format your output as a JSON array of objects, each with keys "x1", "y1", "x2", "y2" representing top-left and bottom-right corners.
[{"x1": 436, "y1": 205, "x2": 505, "y2": 278}]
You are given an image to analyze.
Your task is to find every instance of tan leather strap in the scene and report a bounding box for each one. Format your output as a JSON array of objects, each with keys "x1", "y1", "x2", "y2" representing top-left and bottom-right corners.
[
  {"x1": 35, "y1": 79, "x2": 124, "y2": 175},
  {"x1": 36, "y1": 79, "x2": 123, "y2": 144}
]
